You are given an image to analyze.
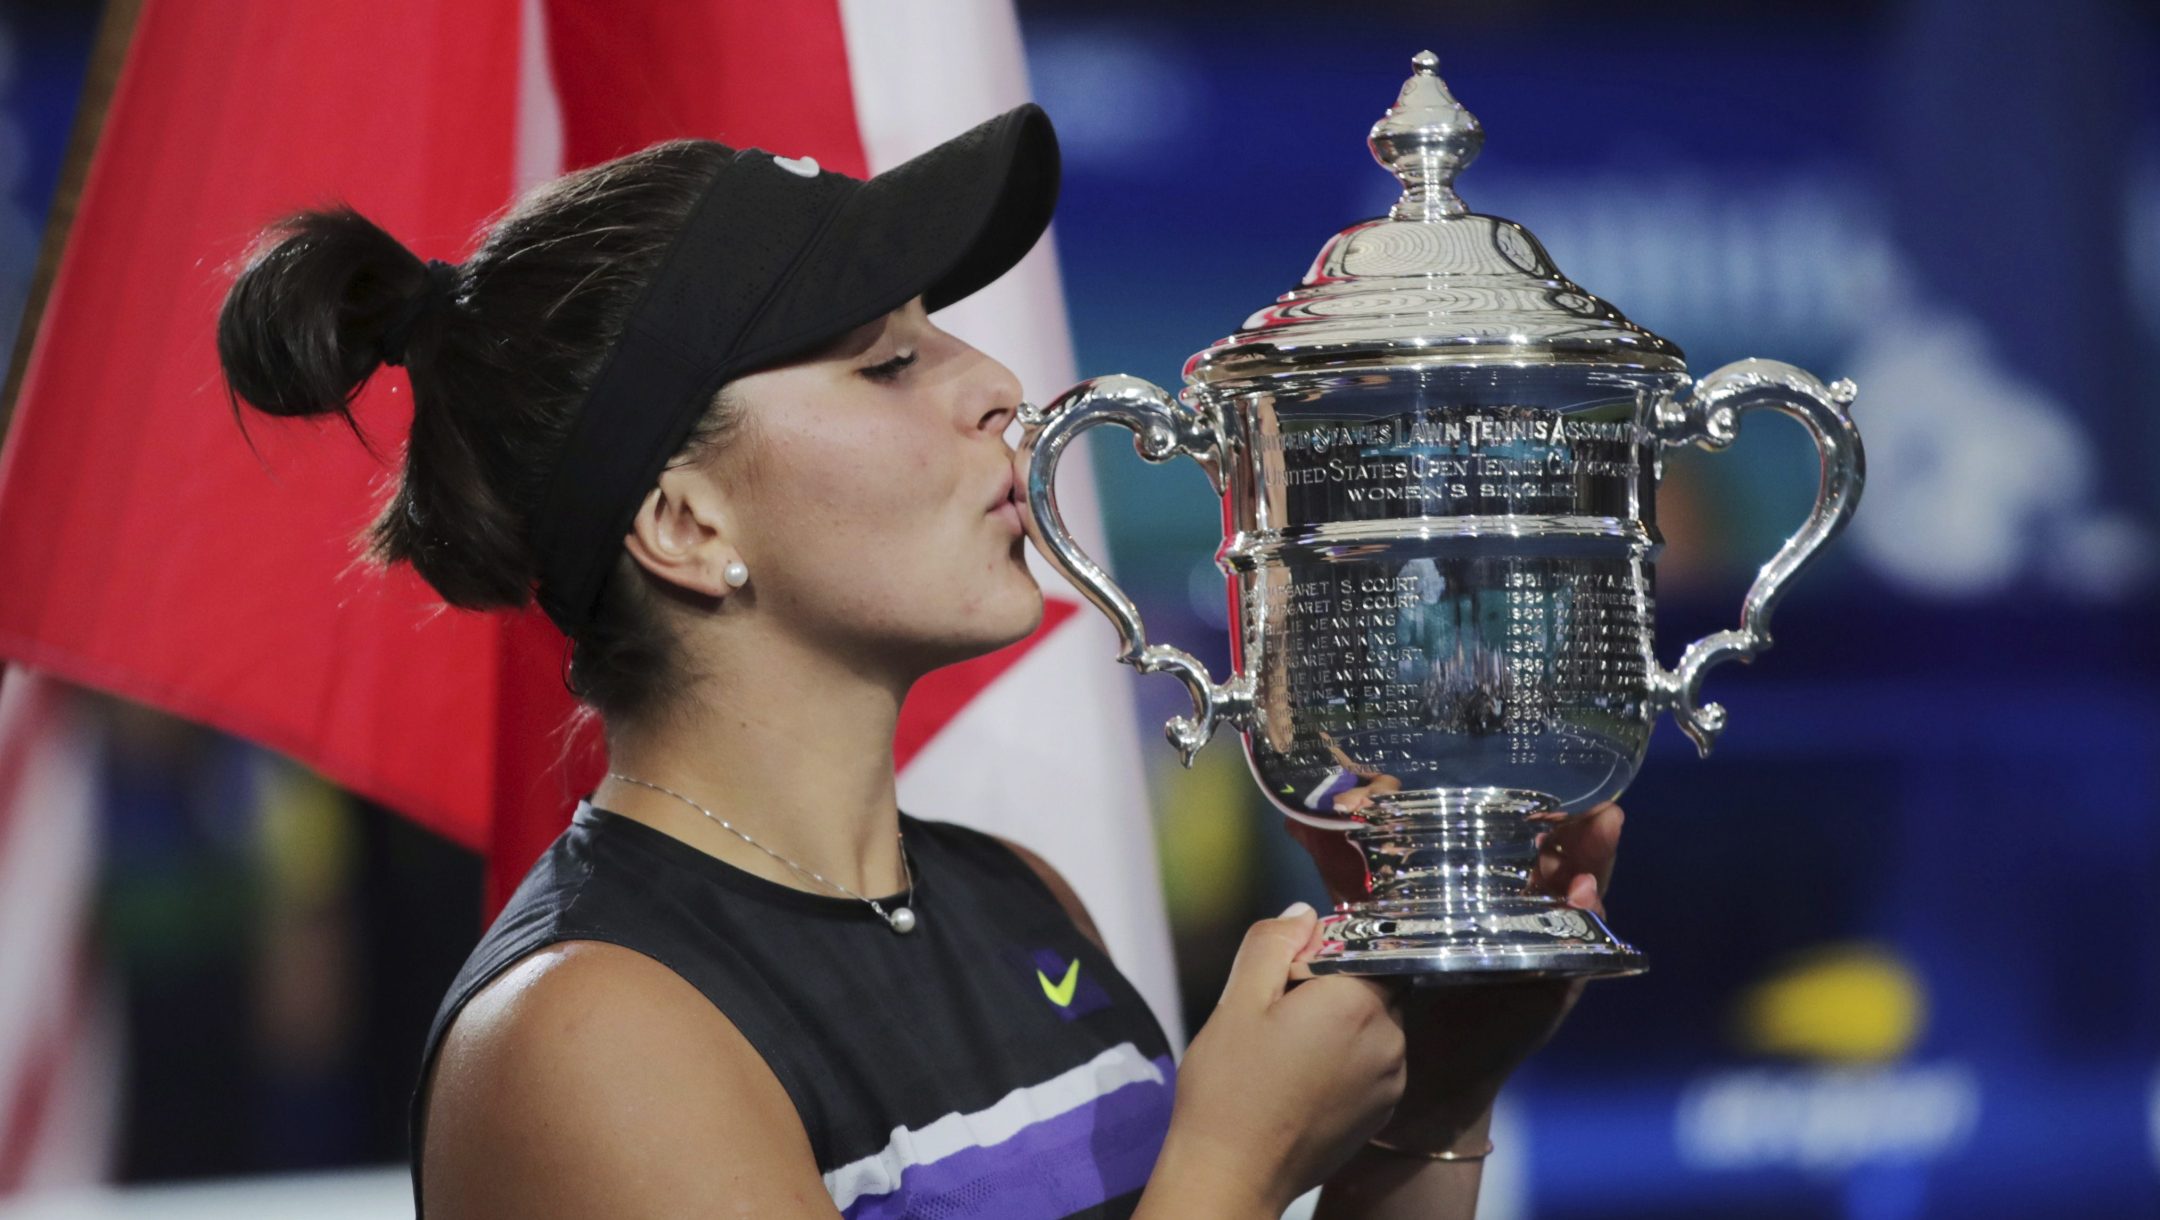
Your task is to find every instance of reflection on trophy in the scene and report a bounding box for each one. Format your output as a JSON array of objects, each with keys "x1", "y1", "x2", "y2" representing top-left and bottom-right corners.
[{"x1": 1020, "y1": 52, "x2": 1866, "y2": 981}]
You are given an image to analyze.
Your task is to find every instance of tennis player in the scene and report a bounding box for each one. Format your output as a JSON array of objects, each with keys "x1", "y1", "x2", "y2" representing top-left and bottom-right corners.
[{"x1": 216, "y1": 103, "x2": 1619, "y2": 1220}]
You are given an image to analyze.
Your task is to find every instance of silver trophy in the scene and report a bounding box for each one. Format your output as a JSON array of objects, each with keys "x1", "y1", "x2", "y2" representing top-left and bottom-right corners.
[{"x1": 1020, "y1": 52, "x2": 1865, "y2": 980}]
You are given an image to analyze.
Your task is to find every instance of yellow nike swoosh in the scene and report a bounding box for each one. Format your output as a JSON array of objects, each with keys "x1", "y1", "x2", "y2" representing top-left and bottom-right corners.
[{"x1": 1038, "y1": 959, "x2": 1080, "y2": 1007}]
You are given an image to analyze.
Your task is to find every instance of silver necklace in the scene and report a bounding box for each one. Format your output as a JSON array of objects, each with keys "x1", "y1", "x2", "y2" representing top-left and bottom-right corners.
[{"x1": 606, "y1": 772, "x2": 917, "y2": 934}]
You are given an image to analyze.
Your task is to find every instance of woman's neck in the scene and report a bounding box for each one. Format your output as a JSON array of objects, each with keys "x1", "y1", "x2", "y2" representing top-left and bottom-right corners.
[{"x1": 594, "y1": 626, "x2": 912, "y2": 897}]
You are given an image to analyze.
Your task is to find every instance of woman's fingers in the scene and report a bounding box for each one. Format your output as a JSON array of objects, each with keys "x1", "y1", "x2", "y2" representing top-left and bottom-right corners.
[
  {"x1": 1533, "y1": 802, "x2": 1624, "y2": 909},
  {"x1": 1286, "y1": 908, "x2": 1333, "y2": 983},
  {"x1": 1221, "y1": 904, "x2": 1322, "y2": 1009},
  {"x1": 1566, "y1": 870, "x2": 1604, "y2": 919},
  {"x1": 1576, "y1": 802, "x2": 1622, "y2": 897}
]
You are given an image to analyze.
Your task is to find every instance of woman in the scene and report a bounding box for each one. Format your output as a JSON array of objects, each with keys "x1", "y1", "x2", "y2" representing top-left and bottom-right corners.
[{"x1": 216, "y1": 103, "x2": 1619, "y2": 1219}]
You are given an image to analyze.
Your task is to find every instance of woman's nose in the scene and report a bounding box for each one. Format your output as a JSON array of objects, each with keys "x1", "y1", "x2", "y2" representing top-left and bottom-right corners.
[{"x1": 972, "y1": 357, "x2": 1026, "y2": 437}]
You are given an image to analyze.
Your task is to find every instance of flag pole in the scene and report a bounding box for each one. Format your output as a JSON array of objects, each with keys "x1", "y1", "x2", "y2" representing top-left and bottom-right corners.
[{"x1": 0, "y1": 0, "x2": 147, "y2": 443}]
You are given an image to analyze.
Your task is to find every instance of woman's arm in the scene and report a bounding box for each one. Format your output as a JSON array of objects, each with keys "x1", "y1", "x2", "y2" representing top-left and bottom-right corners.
[
  {"x1": 1311, "y1": 1138, "x2": 1488, "y2": 1219},
  {"x1": 420, "y1": 941, "x2": 841, "y2": 1218}
]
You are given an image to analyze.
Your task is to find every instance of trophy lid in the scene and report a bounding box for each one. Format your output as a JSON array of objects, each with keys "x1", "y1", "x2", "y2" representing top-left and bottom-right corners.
[{"x1": 1184, "y1": 52, "x2": 1685, "y2": 387}]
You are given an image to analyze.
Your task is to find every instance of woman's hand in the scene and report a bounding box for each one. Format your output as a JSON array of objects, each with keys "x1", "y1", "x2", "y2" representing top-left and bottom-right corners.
[
  {"x1": 1143, "y1": 905, "x2": 1409, "y2": 1218},
  {"x1": 1285, "y1": 802, "x2": 1625, "y2": 1152}
]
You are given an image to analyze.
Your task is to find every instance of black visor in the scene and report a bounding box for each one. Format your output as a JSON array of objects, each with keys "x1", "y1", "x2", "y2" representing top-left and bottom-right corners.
[{"x1": 529, "y1": 104, "x2": 1060, "y2": 636}]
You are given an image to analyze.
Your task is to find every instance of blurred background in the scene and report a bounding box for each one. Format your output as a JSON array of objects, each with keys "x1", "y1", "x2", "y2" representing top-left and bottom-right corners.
[{"x1": 0, "y1": 0, "x2": 2156, "y2": 1217}]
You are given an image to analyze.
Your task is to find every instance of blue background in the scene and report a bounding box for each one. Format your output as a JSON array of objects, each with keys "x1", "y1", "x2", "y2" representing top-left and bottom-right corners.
[{"x1": 1022, "y1": 2, "x2": 2160, "y2": 1217}]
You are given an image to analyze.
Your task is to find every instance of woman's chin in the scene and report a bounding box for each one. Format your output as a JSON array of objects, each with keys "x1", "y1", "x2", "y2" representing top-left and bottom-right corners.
[
  {"x1": 984, "y1": 583, "x2": 1047, "y2": 650},
  {"x1": 883, "y1": 562, "x2": 1044, "y2": 669},
  {"x1": 955, "y1": 582, "x2": 1046, "y2": 659}
]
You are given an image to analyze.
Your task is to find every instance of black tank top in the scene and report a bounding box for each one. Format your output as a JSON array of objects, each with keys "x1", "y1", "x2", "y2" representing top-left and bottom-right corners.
[{"x1": 408, "y1": 800, "x2": 1178, "y2": 1219}]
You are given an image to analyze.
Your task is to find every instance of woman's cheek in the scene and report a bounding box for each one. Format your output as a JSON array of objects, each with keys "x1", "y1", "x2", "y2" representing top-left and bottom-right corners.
[{"x1": 761, "y1": 442, "x2": 893, "y2": 535}]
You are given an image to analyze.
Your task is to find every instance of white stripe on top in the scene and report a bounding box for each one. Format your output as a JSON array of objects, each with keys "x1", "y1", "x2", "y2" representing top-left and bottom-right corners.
[{"x1": 821, "y1": 1040, "x2": 1167, "y2": 1211}]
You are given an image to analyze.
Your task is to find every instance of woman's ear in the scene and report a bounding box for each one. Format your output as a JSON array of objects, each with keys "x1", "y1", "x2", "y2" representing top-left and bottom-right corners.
[{"x1": 622, "y1": 465, "x2": 743, "y2": 600}]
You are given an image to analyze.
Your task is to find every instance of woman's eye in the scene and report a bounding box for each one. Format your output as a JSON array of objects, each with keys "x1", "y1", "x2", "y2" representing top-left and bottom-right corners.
[{"x1": 859, "y1": 351, "x2": 918, "y2": 382}]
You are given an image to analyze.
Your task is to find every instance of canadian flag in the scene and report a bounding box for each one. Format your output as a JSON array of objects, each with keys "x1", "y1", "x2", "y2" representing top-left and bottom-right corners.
[{"x1": 0, "y1": 20, "x2": 1182, "y2": 1197}]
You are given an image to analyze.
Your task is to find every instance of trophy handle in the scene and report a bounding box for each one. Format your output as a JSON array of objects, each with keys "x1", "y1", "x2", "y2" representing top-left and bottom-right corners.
[
  {"x1": 1647, "y1": 358, "x2": 1866, "y2": 755},
  {"x1": 1018, "y1": 374, "x2": 1253, "y2": 765}
]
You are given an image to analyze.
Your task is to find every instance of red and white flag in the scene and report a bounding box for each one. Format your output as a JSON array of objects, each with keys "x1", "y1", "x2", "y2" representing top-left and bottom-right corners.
[
  {"x1": 0, "y1": 0, "x2": 1180, "y2": 1062},
  {"x1": 839, "y1": 0, "x2": 1179, "y2": 1041},
  {"x1": 0, "y1": 669, "x2": 121, "y2": 1193}
]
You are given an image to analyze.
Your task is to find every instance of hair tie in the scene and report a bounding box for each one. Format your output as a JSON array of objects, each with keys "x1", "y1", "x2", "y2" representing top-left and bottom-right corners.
[{"x1": 379, "y1": 258, "x2": 460, "y2": 368}]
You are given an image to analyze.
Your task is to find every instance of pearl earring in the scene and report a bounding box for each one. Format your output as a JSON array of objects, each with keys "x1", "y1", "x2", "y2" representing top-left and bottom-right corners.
[{"x1": 723, "y1": 561, "x2": 750, "y2": 588}]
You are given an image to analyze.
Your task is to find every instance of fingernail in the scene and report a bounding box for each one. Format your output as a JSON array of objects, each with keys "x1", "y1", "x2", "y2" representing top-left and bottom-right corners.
[{"x1": 1280, "y1": 901, "x2": 1315, "y2": 919}]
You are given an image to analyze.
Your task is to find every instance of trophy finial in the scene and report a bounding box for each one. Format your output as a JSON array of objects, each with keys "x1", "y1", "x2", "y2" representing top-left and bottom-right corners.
[{"x1": 1369, "y1": 50, "x2": 1483, "y2": 220}]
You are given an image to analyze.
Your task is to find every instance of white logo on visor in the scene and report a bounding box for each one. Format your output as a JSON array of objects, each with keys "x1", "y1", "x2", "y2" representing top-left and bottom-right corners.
[{"x1": 772, "y1": 154, "x2": 820, "y2": 178}]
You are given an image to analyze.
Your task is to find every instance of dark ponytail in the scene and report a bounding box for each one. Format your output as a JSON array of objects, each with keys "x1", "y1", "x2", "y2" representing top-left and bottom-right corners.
[
  {"x1": 216, "y1": 207, "x2": 442, "y2": 420},
  {"x1": 216, "y1": 141, "x2": 742, "y2": 724}
]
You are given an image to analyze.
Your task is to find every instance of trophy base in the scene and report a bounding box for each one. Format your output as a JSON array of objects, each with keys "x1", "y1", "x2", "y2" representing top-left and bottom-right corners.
[
  {"x1": 1305, "y1": 903, "x2": 1647, "y2": 984},
  {"x1": 1299, "y1": 788, "x2": 1648, "y2": 984}
]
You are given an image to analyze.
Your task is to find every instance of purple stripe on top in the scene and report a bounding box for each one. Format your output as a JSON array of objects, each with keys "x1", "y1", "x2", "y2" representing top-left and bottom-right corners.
[{"x1": 841, "y1": 1055, "x2": 1176, "y2": 1220}]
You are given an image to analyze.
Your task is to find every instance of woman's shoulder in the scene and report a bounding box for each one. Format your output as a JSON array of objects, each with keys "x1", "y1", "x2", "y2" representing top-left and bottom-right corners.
[
  {"x1": 419, "y1": 939, "x2": 827, "y2": 1217},
  {"x1": 440, "y1": 939, "x2": 735, "y2": 1078},
  {"x1": 440, "y1": 940, "x2": 720, "y2": 1076}
]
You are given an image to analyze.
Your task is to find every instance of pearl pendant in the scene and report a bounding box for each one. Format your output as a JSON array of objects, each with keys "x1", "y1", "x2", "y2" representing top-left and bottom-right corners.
[{"x1": 888, "y1": 906, "x2": 917, "y2": 934}]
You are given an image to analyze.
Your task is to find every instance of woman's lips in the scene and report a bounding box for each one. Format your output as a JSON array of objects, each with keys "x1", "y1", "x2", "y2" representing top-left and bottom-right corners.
[
  {"x1": 990, "y1": 495, "x2": 1023, "y2": 535},
  {"x1": 988, "y1": 469, "x2": 1023, "y2": 535}
]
